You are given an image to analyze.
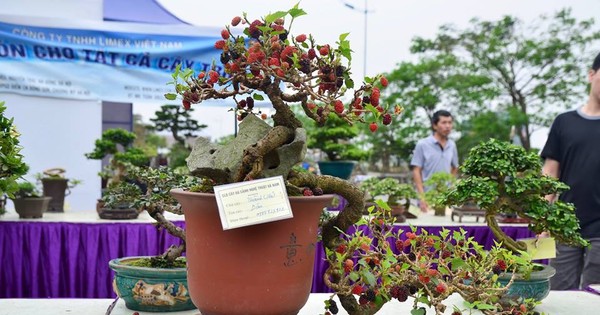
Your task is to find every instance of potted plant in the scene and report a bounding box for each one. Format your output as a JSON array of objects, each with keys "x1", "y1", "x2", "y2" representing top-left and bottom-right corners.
[
  {"x1": 106, "y1": 163, "x2": 201, "y2": 312},
  {"x1": 423, "y1": 171, "x2": 456, "y2": 216},
  {"x1": 165, "y1": 5, "x2": 400, "y2": 315},
  {"x1": 0, "y1": 101, "x2": 29, "y2": 215},
  {"x1": 11, "y1": 181, "x2": 52, "y2": 218},
  {"x1": 35, "y1": 168, "x2": 81, "y2": 212},
  {"x1": 360, "y1": 177, "x2": 417, "y2": 222},
  {"x1": 85, "y1": 128, "x2": 151, "y2": 219},
  {"x1": 442, "y1": 139, "x2": 589, "y2": 302},
  {"x1": 323, "y1": 204, "x2": 538, "y2": 315},
  {"x1": 308, "y1": 112, "x2": 369, "y2": 180}
]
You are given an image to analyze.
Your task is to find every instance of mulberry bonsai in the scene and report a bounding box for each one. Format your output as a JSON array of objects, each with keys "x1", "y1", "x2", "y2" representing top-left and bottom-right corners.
[{"x1": 166, "y1": 5, "x2": 401, "y2": 313}]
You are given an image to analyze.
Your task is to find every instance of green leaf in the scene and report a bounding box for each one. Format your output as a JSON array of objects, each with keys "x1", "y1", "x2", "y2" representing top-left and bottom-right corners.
[
  {"x1": 164, "y1": 93, "x2": 177, "y2": 100},
  {"x1": 362, "y1": 270, "x2": 377, "y2": 286},
  {"x1": 288, "y1": 4, "x2": 307, "y2": 18},
  {"x1": 253, "y1": 93, "x2": 265, "y2": 101},
  {"x1": 264, "y1": 11, "x2": 288, "y2": 24},
  {"x1": 411, "y1": 307, "x2": 426, "y2": 315}
]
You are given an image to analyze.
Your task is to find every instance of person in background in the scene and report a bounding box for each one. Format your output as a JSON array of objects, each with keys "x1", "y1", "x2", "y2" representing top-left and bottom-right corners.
[
  {"x1": 410, "y1": 110, "x2": 459, "y2": 212},
  {"x1": 541, "y1": 52, "x2": 600, "y2": 290}
]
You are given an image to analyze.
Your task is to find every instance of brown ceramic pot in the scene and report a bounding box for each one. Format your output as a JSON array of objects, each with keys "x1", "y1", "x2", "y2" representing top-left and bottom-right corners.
[{"x1": 171, "y1": 189, "x2": 333, "y2": 315}]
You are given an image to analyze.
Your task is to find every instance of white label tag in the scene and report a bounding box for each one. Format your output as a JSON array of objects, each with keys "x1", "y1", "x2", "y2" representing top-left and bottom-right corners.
[{"x1": 213, "y1": 176, "x2": 292, "y2": 230}]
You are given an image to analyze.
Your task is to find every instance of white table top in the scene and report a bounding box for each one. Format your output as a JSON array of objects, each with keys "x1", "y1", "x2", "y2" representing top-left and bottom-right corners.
[
  {"x1": 1, "y1": 291, "x2": 597, "y2": 315},
  {"x1": 0, "y1": 206, "x2": 524, "y2": 227},
  {"x1": 0, "y1": 209, "x2": 184, "y2": 223}
]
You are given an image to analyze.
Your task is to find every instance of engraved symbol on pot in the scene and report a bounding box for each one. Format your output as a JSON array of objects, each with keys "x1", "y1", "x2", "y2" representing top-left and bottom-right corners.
[{"x1": 281, "y1": 233, "x2": 302, "y2": 267}]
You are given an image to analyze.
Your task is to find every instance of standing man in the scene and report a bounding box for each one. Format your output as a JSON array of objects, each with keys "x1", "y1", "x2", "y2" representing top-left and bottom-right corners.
[
  {"x1": 410, "y1": 110, "x2": 459, "y2": 212},
  {"x1": 541, "y1": 52, "x2": 600, "y2": 290}
]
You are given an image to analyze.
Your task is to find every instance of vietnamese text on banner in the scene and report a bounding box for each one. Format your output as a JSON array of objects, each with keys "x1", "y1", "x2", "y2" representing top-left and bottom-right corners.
[{"x1": 0, "y1": 14, "x2": 224, "y2": 103}]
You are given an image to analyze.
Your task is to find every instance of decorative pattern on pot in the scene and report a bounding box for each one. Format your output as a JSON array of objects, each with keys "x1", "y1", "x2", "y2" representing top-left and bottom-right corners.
[{"x1": 109, "y1": 256, "x2": 195, "y2": 312}]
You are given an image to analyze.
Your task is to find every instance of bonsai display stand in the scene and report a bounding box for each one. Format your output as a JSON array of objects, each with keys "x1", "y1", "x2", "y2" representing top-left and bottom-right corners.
[{"x1": 451, "y1": 206, "x2": 486, "y2": 223}]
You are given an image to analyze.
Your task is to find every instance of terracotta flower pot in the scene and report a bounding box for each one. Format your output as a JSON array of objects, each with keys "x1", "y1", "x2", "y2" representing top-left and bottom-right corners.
[{"x1": 171, "y1": 189, "x2": 333, "y2": 315}]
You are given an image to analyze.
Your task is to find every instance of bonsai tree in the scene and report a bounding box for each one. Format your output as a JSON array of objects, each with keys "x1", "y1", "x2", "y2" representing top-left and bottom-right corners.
[
  {"x1": 360, "y1": 177, "x2": 417, "y2": 220},
  {"x1": 149, "y1": 105, "x2": 206, "y2": 169},
  {"x1": 323, "y1": 204, "x2": 537, "y2": 315},
  {"x1": 11, "y1": 180, "x2": 52, "y2": 218},
  {"x1": 166, "y1": 5, "x2": 401, "y2": 314},
  {"x1": 307, "y1": 112, "x2": 369, "y2": 162},
  {"x1": 0, "y1": 101, "x2": 28, "y2": 214},
  {"x1": 442, "y1": 139, "x2": 588, "y2": 253},
  {"x1": 150, "y1": 104, "x2": 206, "y2": 147},
  {"x1": 85, "y1": 128, "x2": 150, "y2": 186},
  {"x1": 103, "y1": 163, "x2": 202, "y2": 266},
  {"x1": 423, "y1": 172, "x2": 456, "y2": 216},
  {"x1": 35, "y1": 168, "x2": 81, "y2": 212}
]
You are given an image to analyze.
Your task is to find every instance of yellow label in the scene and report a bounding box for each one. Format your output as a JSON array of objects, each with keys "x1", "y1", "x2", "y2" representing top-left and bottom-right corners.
[{"x1": 520, "y1": 237, "x2": 556, "y2": 260}]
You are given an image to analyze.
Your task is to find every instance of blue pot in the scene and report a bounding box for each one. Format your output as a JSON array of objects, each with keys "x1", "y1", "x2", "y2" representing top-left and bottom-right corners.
[
  {"x1": 498, "y1": 264, "x2": 556, "y2": 302},
  {"x1": 109, "y1": 256, "x2": 195, "y2": 312},
  {"x1": 318, "y1": 161, "x2": 356, "y2": 180}
]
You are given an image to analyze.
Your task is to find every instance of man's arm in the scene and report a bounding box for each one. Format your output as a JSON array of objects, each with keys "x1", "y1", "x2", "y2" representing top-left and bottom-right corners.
[
  {"x1": 542, "y1": 158, "x2": 560, "y2": 202},
  {"x1": 450, "y1": 165, "x2": 458, "y2": 177},
  {"x1": 412, "y1": 166, "x2": 428, "y2": 212}
]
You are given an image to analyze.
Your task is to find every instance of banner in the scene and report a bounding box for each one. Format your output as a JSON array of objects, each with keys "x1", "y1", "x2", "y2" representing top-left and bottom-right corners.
[{"x1": 0, "y1": 15, "x2": 223, "y2": 103}]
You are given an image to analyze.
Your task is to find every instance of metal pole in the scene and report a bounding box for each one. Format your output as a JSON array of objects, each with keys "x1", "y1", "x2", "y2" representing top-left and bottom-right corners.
[{"x1": 363, "y1": 0, "x2": 367, "y2": 79}]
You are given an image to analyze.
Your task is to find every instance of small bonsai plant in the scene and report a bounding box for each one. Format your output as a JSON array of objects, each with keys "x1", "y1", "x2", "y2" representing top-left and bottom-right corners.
[
  {"x1": 104, "y1": 163, "x2": 201, "y2": 266},
  {"x1": 423, "y1": 172, "x2": 456, "y2": 216},
  {"x1": 442, "y1": 139, "x2": 588, "y2": 254},
  {"x1": 85, "y1": 128, "x2": 151, "y2": 218},
  {"x1": 323, "y1": 204, "x2": 538, "y2": 315},
  {"x1": 11, "y1": 180, "x2": 51, "y2": 218},
  {"x1": 360, "y1": 177, "x2": 417, "y2": 221},
  {"x1": 85, "y1": 128, "x2": 150, "y2": 186},
  {"x1": 35, "y1": 168, "x2": 81, "y2": 212},
  {"x1": 0, "y1": 101, "x2": 29, "y2": 214}
]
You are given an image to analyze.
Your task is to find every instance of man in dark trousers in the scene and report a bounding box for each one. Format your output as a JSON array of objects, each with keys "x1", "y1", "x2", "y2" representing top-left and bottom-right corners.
[{"x1": 541, "y1": 52, "x2": 600, "y2": 290}]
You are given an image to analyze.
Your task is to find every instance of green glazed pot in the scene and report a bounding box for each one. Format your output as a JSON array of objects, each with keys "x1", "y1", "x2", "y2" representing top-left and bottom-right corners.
[
  {"x1": 498, "y1": 264, "x2": 556, "y2": 302},
  {"x1": 109, "y1": 256, "x2": 195, "y2": 312},
  {"x1": 317, "y1": 161, "x2": 356, "y2": 180}
]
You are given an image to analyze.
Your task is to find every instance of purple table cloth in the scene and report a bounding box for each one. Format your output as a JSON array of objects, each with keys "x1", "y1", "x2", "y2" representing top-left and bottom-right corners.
[
  {"x1": 0, "y1": 221, "x2": 184, "y2": 298},
  {"x1": 0, "y1": 220, "x2": 535, "y2": 298}
]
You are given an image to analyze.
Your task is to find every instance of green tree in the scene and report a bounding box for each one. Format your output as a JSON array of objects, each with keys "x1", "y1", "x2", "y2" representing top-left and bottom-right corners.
[
  {"x1": 411, "y1": 9, "x2": 600, "y2": 150},
  {"x1": 150, "y1": 105, "x2": 207, "y2": 146}
]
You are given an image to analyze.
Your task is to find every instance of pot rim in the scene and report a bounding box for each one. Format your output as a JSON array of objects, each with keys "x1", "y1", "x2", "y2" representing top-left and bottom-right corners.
[
  {"x1": 170, "y1": 187, "x2": 335, "y2": 201},
  {"x1": 109, "y1": 256, "x2": 188, "y2": 275}
]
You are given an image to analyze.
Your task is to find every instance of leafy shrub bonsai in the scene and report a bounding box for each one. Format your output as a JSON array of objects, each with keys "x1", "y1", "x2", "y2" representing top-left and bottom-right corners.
[
  {"x1": 360, "y1": 177, "x2": 417, "y2": 220},
  {"x1": 0, "y1": 101, "x2": 29, "y2": 213},
  {"x1": 442, "y1": 139, "x2": 588, "y2": 253},
  {"x1": 165, "y1": 5, "x2": 402, "y2": 313},
  {"x1": 85, "y1": 128, "x2": 150, "y2": 186},
  {"x1": 103, "y1": 163, "x2": 201, "y2": 267},
  {"x1": 423, "y1": 172, "x2": 456, "y2": 216}
]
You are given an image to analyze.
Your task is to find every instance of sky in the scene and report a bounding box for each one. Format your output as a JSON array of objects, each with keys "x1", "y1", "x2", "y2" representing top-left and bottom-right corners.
[{"x1": 134, "y1": 0, "x2": 600, "y2": 148}]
